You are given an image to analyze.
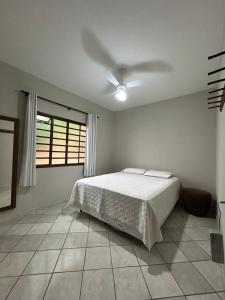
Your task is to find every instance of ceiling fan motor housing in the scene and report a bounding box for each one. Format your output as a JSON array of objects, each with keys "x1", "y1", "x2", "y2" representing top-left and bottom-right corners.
[{"x1": 117, "y1": 84, "x2": 127, "y2": 91}]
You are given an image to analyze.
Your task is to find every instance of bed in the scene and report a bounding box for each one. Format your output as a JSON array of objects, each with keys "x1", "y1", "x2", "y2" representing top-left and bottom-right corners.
[{"x1": 68, "y1": 172, "x2": 180, "y2": 250}]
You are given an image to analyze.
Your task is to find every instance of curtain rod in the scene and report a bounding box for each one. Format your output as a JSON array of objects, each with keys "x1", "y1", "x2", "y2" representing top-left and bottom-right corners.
[{"x1": 20, "y1": 90, "x2": 99, "y2": 118}]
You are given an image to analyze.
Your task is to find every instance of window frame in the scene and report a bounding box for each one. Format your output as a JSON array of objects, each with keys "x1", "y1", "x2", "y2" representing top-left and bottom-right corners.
[{"x1": 36, "y1": 111, "x2": 86, "y2": 168}]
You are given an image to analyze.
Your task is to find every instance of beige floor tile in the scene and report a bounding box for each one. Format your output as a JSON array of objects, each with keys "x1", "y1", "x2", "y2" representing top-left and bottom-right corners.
[
  {"x1": 166, "y1": 228, "x2": 192, "y2": 242},
  {"x1": 162, "y1": 216, "x2": 179, "y2": 228},
  {"x1": 13, "y1": 235, "x2": 45, "y2": 252},
  {"x1": 111, "y1": 245, "x2": 139, "y2": 267},
  {"x1": 44, "y1": 207, "x2": 63, "y2": 215},
  {"x1": 48, "y1": 222, "x2": 70, "y2": 234},
  {"x1": 0, "y1": 253, "x2": 7, "y2": 262},
  {"x1": 109, "y1": 230, "x2": 135, "y2": 246},
  {"x1": 0, "y1": 225, "x2": 14, "y2": 236},
  {"x1": 55, "y1": 248, "x2": 85, "y2": 272},
  {"x1": 54, "y1": 215, "x2": 73, "y2": 223},
  {"x1": 0, "y1": 236, "x2": 22, "y2": 252},
  {"x1": 44, "y1": 271, "x2": 82, "y2": 300},
  {"x1": 64, "y1": 233, "x2": 87, "y2": 248},
  {"x1": 0, "y1": 252, "x2": 34, "y2": 277},
  {"x1": 27, "y1": 223, "x2": 53, "y2": 235},
  {"x1": 4, "y1": 224, "x2": 34, "y2": 236},
  {"x1": 192, "y1": 260, "x2": 225, "y2": 291},
  {"x1": 38, "y1": 215, "x2": 57, "y2": 223},
  {"x1": 113, "y1": 266, "x2": 150, "y2": 300},
  {"x1": 29, "y1": 208, "x2": 47, "y2": 215},
  {"x1": 195, "y1": 240, "x2": 211, "y2": 256},
  {"x1": 217, "y1": 291, "x2": 225, "y2": 299},
  {"x1": 184, "y1": 227, "x2": 210, "y2": 240},
  {"x1": 161, "y1": 229, "x2": 174, "y2": 242},
  {"x1": 89, "y1": 219, "x2": 108, "y2": 232},
  {"x1": 134, "y1": 244, "x2": 164, "y2": 265},
  {"x1": 23, "y1": 250, "x2": 60, "y2": 275},
  {"x1": 80, "y1": 269, "x2": 115, "y2": 300},
  {"x1": 87, "y1": 231, "x2": 109, "y2": 247},
  {"x1": 142, "y1": 264, "x2": 183, "y2": 298},
  {"x1": 169, "y1": 262, "x2": 214, "y2": 295},
  {"x1": 0, "y1": 276, "x2": 18, "y2": 300},
  {"x1": 84, "y1": 247, "x2": 111, "y2": 270},
  {"x1": 18, "y1": 215, "x2": 42, "y2": 224},
  {"x1": 188, "y1": 217, "x2": 217, "y2": 228},
  {"x1": 176, "y1": 241, "x2": 210, "y2": 261},
  {"x1": 70, "y1": 220, "x2": 89, "y2": 233},
  {"x1": 156, "y1": 243, "x2": 188, "y2": 263},
  {"x1": 7, "y1": 274, "x2": 51, "y2": 300},
  {"x1": 38, "y1": 234, "x2": 66, "y2": 250}
]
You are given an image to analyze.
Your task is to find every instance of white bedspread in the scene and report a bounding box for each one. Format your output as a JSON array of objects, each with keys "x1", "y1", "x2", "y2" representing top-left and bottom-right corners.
[{"x1": 69, "y1": 172, "x2": 180, "y2": 249}]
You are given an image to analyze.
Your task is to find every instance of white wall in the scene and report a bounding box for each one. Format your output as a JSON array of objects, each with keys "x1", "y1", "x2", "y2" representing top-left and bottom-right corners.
[
  {"x1": 0, "y1": 61, "x2": 113, "y2": 212},
  {"x1": 216, "y1": 112, "x2": 225, "y2": 203},
  {"x1": 112, "y1": 91, "x2": 217, "y2": 196},
  {"x1": 217, "y1": 100, "x2": 225, "y2": 282},
  {"x1": 216, "y1": 33, "x2": 225, "y2": 281}
]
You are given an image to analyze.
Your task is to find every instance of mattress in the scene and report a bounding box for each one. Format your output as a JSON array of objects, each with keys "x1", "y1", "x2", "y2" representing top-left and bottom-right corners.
[{"x1": 68, "y1": 172, "x2": 180, "y2": 250}]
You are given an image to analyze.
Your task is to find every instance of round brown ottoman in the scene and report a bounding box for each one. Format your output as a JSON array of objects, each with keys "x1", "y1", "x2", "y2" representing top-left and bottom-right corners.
[{"x1": 182, "y1": 188, "x2": 211, "y2": 217}]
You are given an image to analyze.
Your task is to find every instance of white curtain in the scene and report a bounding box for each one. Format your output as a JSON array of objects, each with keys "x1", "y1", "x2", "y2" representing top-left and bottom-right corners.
[
  {"x1": 20, "y1": 92, "x2": 37, "y2": 187},
  {"x1": 84, "y1": 113, "x2": 97, "y2": 177}
]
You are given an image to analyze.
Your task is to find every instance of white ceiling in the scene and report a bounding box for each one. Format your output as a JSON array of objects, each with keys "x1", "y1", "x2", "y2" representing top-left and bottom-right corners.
[{"x1": 0, "y1": 0, "x2": 225, "y2": 111}]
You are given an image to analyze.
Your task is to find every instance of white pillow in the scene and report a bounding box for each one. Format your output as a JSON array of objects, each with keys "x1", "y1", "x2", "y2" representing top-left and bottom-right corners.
[
  {"x1": 144, "y1": 170, "x2": 173, "y2": 178},
  {"x1": 122, "y1": 168, "x2": 145, "y2": 175}
]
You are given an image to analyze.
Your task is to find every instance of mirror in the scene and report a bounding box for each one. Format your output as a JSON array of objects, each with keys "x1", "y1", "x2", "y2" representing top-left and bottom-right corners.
[{"x1": 0, "y1": 115, "x2": 19, "y2": 211}]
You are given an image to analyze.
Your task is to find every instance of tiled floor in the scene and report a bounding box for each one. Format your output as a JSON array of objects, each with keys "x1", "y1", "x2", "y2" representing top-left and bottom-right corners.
[{"x1": 0, "y1": 202, "x2": 224, "y2": 300}]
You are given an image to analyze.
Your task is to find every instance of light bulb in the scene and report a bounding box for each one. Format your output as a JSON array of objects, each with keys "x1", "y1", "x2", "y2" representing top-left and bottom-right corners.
[{"x1": 115, "y1": 89, "x2": 127, "y2": 101}]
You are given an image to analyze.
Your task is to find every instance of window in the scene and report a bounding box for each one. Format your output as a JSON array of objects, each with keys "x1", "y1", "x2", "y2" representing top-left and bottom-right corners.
[{"x1": 36, "y1": 112, "x2": 86, "y2": 167}]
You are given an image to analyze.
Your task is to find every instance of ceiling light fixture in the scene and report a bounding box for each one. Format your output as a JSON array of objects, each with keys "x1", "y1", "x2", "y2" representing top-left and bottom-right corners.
[{"x1": 115, "y1": 85, "x2": 127, "y2": 101}]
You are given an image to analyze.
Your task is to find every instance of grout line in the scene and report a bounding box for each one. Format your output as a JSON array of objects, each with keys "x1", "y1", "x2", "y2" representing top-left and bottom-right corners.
[
  {"x1": 217, "y1": 292, "x2": 225, "y2": 299},
  {"x1": 5, "y1": 249, "x2": 38, "y2": 299},
  {"x1": 134, "y1": 245, "x2": 214, "y2": 298},
  {"x1": 5, "y1": 276, "x2": 20, "y2": 299},
  {"x1": 41, "y1": 215, "x2": 76, "y2": 300},
  {"x1": 175, "y1": 240, "x2": 211, "y2": 259},
  {"x1": 189, "y1": 260, "x2": 218, "y2": 293},
  {"x1": 109, "y1": 234, "x2": 118, "y2": 300},
  {"x1": 164, "y1": 263, "x2": 190, "y2": 297},
  {"x1": 133, "y1": 244, "x2": 153, "y2": 299},
  {"x1": 167, "y1": 261, "x2": 224, "y2": 298},
  {"x1": 78, "y1": 215, "x2": 90, "y2": 300},
  {"x1": 5, "y1": 220, "x2": 57, "y2": 299},
  {"x1": 1, "y1": 239, "x2": 210, "y2": 251},
  {"x1": 1, "y1": 260, "x2": 223, "y2": 279},
  {"x1": 2, "y1": 207, "x2": 69, "y2": 299},
  {"x1": 170, "y1": 260, "x2": 223, "y2": 295},
  {"x1": 0, "y1": 235, "x2": 24, "y2": 253}
]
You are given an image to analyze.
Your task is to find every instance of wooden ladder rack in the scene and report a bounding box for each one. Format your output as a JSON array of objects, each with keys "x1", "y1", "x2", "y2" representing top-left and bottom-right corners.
[{"x1": 208, "y1": 51, "x2": 225, "y2": 111}]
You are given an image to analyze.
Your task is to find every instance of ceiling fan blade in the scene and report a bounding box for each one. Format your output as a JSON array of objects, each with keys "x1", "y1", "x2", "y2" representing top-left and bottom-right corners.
[
  {"x1": 102, "y1": 84, "x2": 116, "y2": 95},
  {"x1": 129, "y1": 60, "x2": 172, "y2": 73},
  {"x1": 112, "y1": 90, "x2": 118, "y2": 96},
  {"x1": 105, "y1": 71, "x2": 120, "y2": 86},
  {"x1": 81, "y1": 29, "x2": 115, "y2": 68},
  {"x1": 126, "y1": 80, "x2": 143, "y2": 88}
]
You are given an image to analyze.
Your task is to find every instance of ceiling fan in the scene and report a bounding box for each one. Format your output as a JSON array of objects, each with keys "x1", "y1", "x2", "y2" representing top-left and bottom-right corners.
[
  {"x1": 105, "y1": 68, "x2": 143, "y2": 101},
  {"x1": 81, "y1": 29, "x2": 172, "y2": 102}
]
